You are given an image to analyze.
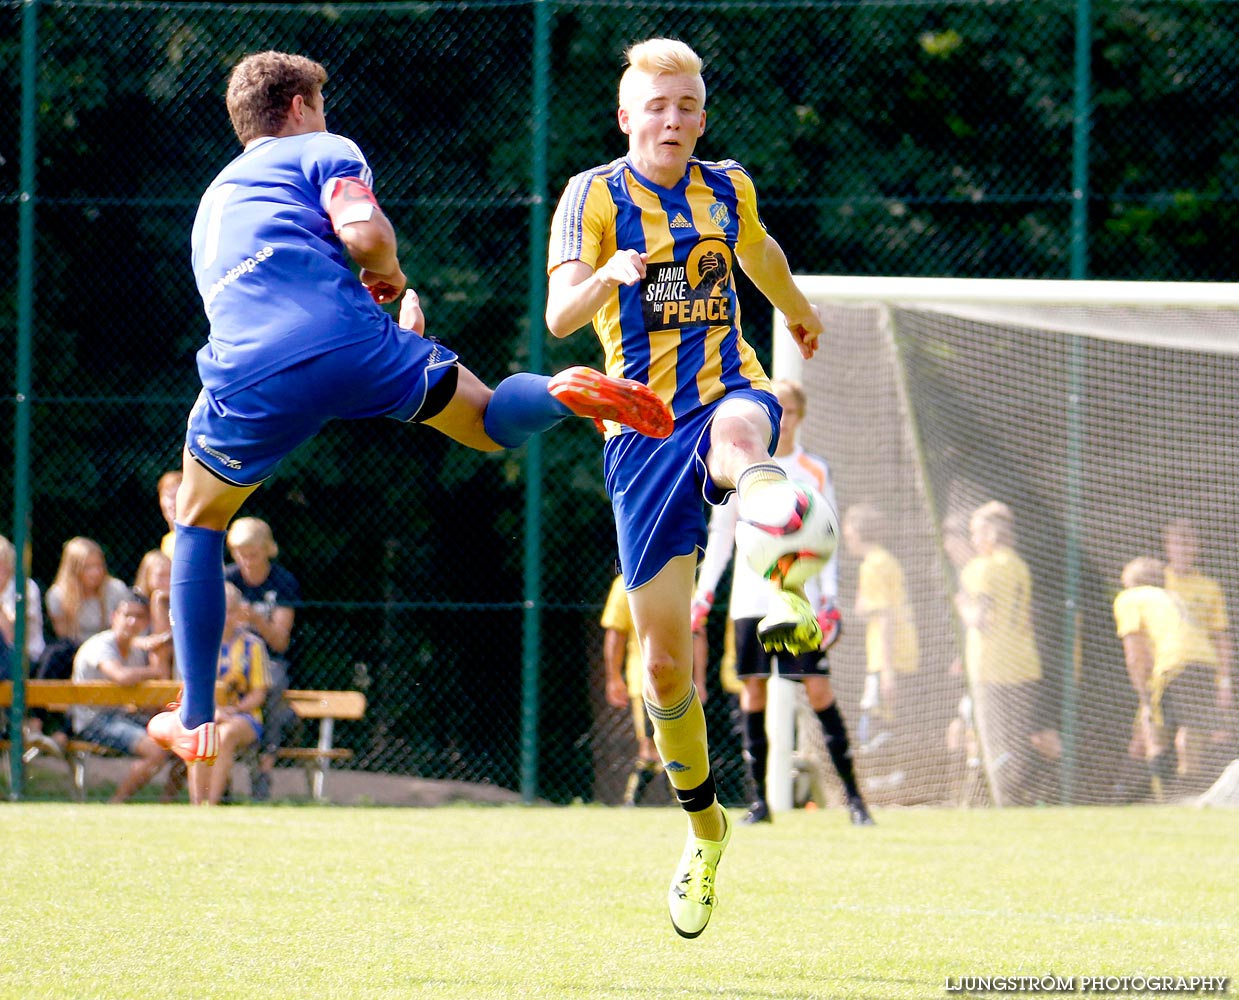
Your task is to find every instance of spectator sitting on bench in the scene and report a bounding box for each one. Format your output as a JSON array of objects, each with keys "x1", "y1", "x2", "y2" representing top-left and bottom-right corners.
[
  {"x1": 70, "y1": 591, "x2": 170, "y2": 802},
  {"x1": 132, "y1": 549, "x2": 174, "y2": 680},
  {"x1": 198, "y1": 583, "x2": 270, "y2": 806},
  {"x1": 225, "y1": 517, "x2": 299, "y2": 802}
]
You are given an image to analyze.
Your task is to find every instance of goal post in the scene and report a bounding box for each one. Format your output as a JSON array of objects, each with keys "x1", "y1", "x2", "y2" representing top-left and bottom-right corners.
[{"x1": 769, "y1": 277, "x2": 1239, "y2": 809}]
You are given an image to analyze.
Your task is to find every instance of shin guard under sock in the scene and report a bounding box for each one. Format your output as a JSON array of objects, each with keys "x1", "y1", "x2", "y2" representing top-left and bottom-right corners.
[
  {"x1": 170, "y1": 523, "x2": 226, "y2": 729},
  {"x1": 483, "y1": 373, "x2": 570, "y2": 448}
]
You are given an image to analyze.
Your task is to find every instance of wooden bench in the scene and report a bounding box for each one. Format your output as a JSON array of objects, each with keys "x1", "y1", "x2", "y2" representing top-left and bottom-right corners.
[
  {"x1": 276, "y1": 689, "x2": 368, "y2": 801},
  {"x1": 0, "y1": 680, "x2": 186, "y2": 801},
  {"x1": 1, "y1": 681, "x2": 366, "y2": 802}
]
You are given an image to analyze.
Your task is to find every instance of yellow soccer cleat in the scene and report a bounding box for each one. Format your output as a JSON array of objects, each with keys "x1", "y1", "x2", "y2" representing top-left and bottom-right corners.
[
  {"x1": 755, "y1": 589, "x2": 823, "y2": 654},
  {"x1": 667, "y1": 808, "x2": 732, "y2": 939}
]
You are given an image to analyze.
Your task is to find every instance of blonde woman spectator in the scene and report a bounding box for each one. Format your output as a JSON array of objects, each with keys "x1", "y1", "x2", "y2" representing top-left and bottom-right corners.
[
  {"x1": 29, "y1": 538, "x2": 131, "y2": 747},
  {"x1": 44, "y1": 537, "x2": 131, "y2": 651}
]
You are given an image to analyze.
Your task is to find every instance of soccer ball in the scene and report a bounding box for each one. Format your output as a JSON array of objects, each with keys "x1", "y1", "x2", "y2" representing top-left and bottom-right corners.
[{"x1": 735, "y1": 483, "x2": 838, "y2": 588}]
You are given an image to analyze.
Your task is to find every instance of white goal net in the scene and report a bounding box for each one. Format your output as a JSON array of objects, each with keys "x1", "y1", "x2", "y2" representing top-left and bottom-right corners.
[{"x1": 771, "y1": 278, "x2": 1239, "y2": 808}]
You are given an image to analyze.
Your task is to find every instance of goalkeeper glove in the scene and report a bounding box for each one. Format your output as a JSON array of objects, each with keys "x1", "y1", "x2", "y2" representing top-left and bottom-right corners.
[
  {"x1": 816, "y1": 599, "x2": 843, "y2": 650},
  {"x1": 691, "y1": 591, "x2": 714, "y2": 633}
]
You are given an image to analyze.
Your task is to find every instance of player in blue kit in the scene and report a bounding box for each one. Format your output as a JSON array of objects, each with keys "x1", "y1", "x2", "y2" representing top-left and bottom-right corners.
[{"x1": 147, "y1": 51, "x2": 673, "y2": 768}]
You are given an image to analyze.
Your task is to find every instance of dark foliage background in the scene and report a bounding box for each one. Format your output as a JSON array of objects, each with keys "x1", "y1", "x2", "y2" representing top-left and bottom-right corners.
[{"x1": 4, "y1": 1, "x2": 1236, "y2": 801}]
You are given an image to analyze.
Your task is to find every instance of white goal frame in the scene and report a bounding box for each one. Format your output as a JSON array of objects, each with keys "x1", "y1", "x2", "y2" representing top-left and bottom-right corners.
[
  {"x1": 763, "y1": 277, "x2": 1239, "y2": 812},
  {"x1": 775, "y1": 277, "x2": 1239, "y2": 380}
]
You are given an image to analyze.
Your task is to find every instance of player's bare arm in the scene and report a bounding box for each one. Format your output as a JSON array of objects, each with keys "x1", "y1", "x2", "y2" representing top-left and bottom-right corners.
[
  {"x1": 344, "y1": 214, "x2": 405, "y2": 304},
  {"x1": 735, "y1": 234, "x2": 824, "y2": 359},
  {"x1": 327, "y1": 176, "x2": 407, "y2": 304},
  {"x1": 546, "y1": 250, "x2": 648, "y2": 337}
]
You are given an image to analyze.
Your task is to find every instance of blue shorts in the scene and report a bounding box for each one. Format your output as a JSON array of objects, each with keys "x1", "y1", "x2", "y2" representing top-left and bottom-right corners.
[
  {"x1": 603, "y1": 388, "x2": 781, "y2": 589},
  {"x1": 76, "y1": 712, "x2": 150, "y2": 755},
  {"x1": 186, "y1": 321, "x2": 459, "y2": 486},
  {"x1": 229, "y1": 711, "x2": 264, "y2": 743}
]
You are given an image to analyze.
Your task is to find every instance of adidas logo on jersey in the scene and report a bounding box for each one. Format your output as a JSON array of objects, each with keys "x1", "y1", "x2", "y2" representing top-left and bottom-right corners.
[{"x1": 669, "y1": 213, "x2": 692, "y2": 229}]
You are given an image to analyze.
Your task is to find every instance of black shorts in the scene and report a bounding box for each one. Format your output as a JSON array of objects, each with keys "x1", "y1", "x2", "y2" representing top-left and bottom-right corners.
[
  {"x1": 733, "y1": 616, "x2": 830, "y2": 680},
  {"x1": 1158, "y1": 662, "x2": 1223, "y2": 734}
]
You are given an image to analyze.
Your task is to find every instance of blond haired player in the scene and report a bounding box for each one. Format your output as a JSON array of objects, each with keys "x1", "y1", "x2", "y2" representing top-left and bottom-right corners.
[
  {"x1": 546, "y1": 38, "x2": 831, "y2": 937},
  {"x1": 1162, "y1": 518, "x2": 1234, "y2": 780},
  {"x1": 956, "y1": 501, "x2": 1042, "y2": 806}
]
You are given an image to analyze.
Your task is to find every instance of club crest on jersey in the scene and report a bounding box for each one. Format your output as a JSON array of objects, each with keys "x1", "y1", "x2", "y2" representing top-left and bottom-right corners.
[{"x1": 709, "y1": 202, "x2": 730, "y2": 229}]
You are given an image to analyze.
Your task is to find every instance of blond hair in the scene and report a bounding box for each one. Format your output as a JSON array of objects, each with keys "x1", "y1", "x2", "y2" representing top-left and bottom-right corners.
[
  {"x1": 51, "y1": 536, "x2": 112, "y2": 637},
  {"x1": 971, "y1": 500, "x2": 1016, "y2": 548},
  {"x1": 1121, "y1": 556, "x2": 1165, "y2": 590},
  {"x1": 132, "y1": 548, "x2": 171, "y2": 598},
  {"x1": 619, "y1": 38, "x2": 705, "y2": 107},
  {"x1": 227, "y1": 517, "x2": 279, "y2": 559},
  {"x1": 770, "y1": 379, "x2": 807, "y2": 416}
]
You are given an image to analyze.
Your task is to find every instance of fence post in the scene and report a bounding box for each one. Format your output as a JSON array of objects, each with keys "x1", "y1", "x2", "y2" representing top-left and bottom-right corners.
[
  {"x1": 8, "y1": 0, "x2": 41, "y2": 802},
  {"x1": 519, "y1": 0, "x2": 552, "y2": 804},
  {"x1": 1061, "y1": 0, "x2": 1094, "y2": 804}
]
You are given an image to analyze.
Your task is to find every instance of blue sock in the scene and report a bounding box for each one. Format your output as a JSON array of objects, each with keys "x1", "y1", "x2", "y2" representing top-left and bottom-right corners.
[
  {"x1": 170, "y1": 523, "x2": 226, "y2": 729},
  {"x1": 482, "y1": 373, "x2": 571, "y2": 448}
]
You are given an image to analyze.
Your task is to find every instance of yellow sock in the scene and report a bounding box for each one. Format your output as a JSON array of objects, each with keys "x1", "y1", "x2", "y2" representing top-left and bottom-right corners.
[{"x1": 647, "y1": 686, "x2": 725, "y2": 840}]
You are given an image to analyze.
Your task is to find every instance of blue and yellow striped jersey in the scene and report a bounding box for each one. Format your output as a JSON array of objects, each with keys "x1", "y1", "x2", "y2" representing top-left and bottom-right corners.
[
  {"x1": 549, "y1": 156, "x2": 772, "y2": 419},
  {"x1": 217, "y1": 628, "x2": 270, "y2": 719}
]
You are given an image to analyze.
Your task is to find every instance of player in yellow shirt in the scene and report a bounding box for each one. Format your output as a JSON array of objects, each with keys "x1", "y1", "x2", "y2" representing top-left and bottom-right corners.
[
  {"x1": 1114, "y1": 556, "x2": 1219, "y2": 798},
  {"x1": 1162, "y1": 518, "x2": 1234, "y2": 780},
  {"x1": 600, "y1": 575, "x2": 663, "y2": 806},
  {"x1": 957, "y1": 501, "x2": 1044, "y2": 807},
  {"x1": 200, "y1": 583, "x2": 270, "y2": 806},
  {"x1": 601, "y1": 574, "x2": 710, "y2": 805},
  {"x1": 841, "y1": 504, "x2": 918, "y2": 755}
]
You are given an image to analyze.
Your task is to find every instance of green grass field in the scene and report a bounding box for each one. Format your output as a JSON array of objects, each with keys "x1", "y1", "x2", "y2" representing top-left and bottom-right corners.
[{"x1": 1, "y1": 803, "x2": 1234, "y2": 1000}]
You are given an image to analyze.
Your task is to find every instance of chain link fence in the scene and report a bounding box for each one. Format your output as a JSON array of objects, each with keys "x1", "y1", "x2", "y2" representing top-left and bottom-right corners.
[{"x1": 4, "y1": 0, "x2": 1236, "y2": 802}]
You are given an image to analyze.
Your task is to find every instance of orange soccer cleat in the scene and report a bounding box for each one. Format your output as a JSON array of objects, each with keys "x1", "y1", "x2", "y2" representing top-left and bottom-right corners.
[
  {"x1": 147, "y1": 704, "x2": 219, "y2": 764},
  {"x1": 548, "y1": 366, "x2": 674, "y2": 439}
]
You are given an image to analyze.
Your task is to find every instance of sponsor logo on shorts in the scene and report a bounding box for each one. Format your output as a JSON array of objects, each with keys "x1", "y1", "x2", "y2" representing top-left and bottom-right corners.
[{"x1": 196, "y1": 434, "x2": 242, "y2": 471}]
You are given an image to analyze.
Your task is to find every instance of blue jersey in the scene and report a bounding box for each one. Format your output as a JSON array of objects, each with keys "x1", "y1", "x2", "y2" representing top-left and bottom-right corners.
[{"x1": 190, "y1": 131, "x2": 390, "y2": 396}]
